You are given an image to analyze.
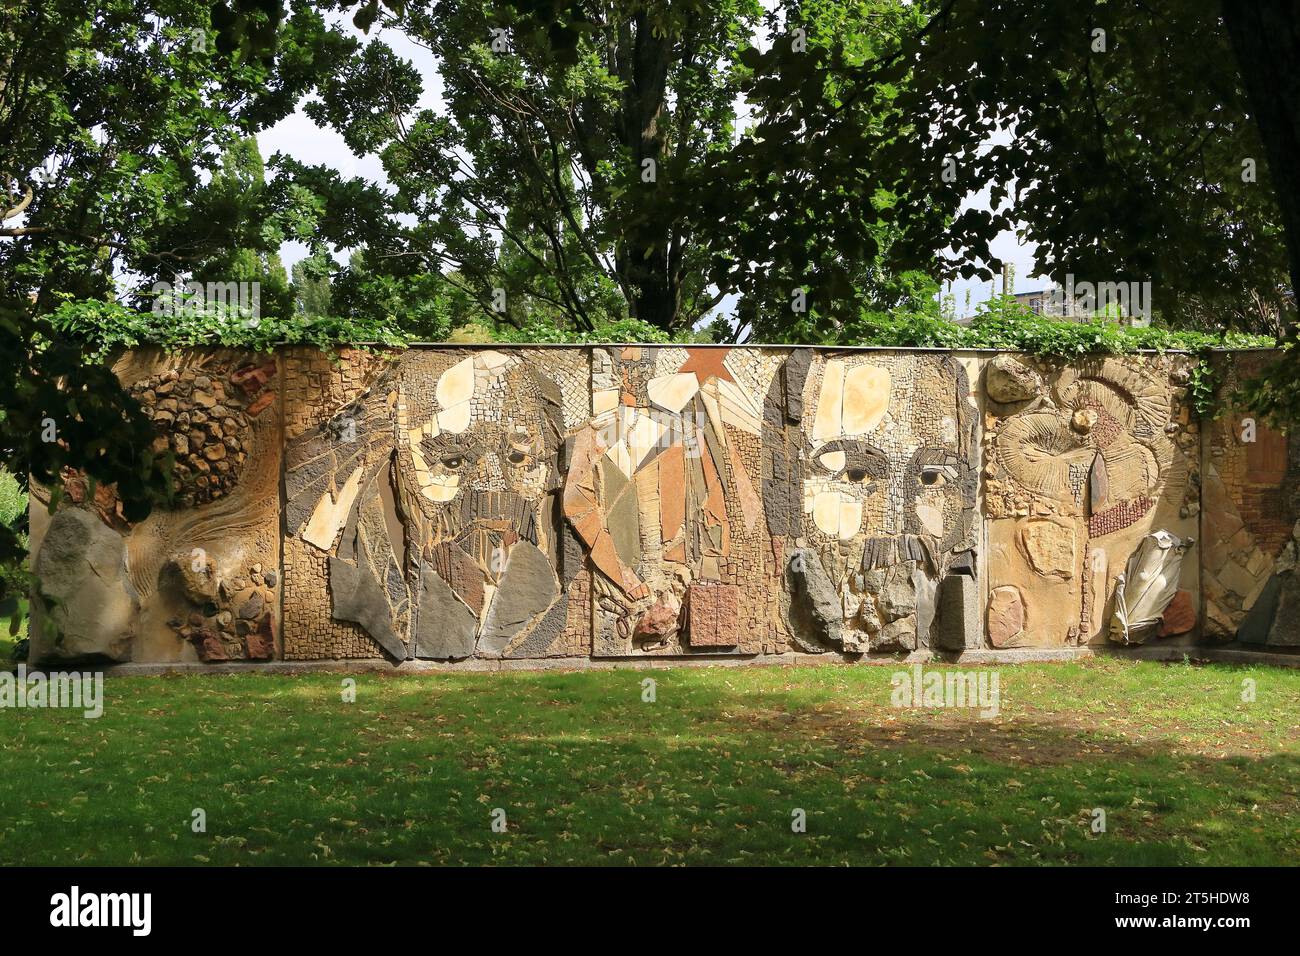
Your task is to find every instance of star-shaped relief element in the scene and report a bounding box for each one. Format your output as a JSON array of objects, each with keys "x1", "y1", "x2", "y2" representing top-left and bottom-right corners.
[{"x1": 677, "y1": 347, "x2": 735, "y2": 385}]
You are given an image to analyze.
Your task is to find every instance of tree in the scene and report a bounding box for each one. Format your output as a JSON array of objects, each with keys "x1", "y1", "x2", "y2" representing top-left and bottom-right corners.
[
  {"x1": 159, "y1": 138, "x2": 296, "y2": 321},
  {"x1": 1220, "y1": 1, "x2": 1300, "y2": 421},
  {"x1": 329, "y1": 246, "x2": 473, "y2": 340},
  {"x1": 292, "y1": 0, "x2": 958, "y2": 337},
  {"x1": 1222, "y1": 0, "x2": 1300, "y2": 323},
  {"x1": 887, "y1": 0, "x2": 1294, "y2": 334},
  {"x1": 0, "y1": 0, "x2": 350, "y2": 610},
  {"x1": 292, "y1": 252, "x2": 336, "y2": 318}
]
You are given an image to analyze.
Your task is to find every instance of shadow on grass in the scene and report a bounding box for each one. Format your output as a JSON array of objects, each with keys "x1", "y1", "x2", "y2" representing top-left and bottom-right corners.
[{"x1": 0, "y1": 666, "x2": 1295, "y2": 866}]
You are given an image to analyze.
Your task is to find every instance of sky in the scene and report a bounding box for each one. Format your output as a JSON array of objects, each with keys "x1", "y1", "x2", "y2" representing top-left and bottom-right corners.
[{"x1": 258, "y1": 12, "x2": 1050, "y2": 320}]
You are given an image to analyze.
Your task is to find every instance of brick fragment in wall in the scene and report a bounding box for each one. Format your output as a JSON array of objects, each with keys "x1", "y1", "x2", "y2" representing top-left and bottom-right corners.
[
  {"x1": 1087, "y1": 497, "x2": 1154, "y2": 538},
  {"x1": 685, "y1": 581, "x2": 741, "y2": 647}
]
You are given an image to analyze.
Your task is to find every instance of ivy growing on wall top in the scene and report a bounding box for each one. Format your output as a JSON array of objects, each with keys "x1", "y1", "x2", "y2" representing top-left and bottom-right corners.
[
  {"x1": 51, "y1": 294, "x2": 1280, "y2": 424},
  {"x1": 48, "y1": 299, "x2": 408, "y2": 360},
  {"x1": 50, "y1": 294, "x2": 1274, "y2": 355}
]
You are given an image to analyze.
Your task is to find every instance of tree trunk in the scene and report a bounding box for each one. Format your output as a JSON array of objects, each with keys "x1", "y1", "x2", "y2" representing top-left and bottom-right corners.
[
  {"x1": 615, "y1": 12, "x2": 678, "y2": 331},
  {"x1": 1222, "y1": 0, "x2": 1300, "y2": 335}
]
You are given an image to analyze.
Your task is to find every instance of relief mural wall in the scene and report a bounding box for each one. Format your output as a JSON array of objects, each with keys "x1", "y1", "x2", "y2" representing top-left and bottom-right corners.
[
  {"x1": 981, "y1": 354, "x2": 1200, "y2": 648},
  {"x1": 29, "y1": 348, "x2": 283, "y2": 664},
  {"x1": 25, "y1": 346, "x2": 1300, "y2": 665},
  {"x1": 1201, "y1": 352, "x2": 1300, "y2": 646}
]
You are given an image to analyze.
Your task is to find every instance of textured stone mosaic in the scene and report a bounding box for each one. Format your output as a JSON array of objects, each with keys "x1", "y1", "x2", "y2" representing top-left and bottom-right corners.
[
  {"x1": 982, "y1": 354, "x2": 1199, "y2": 647},
  {"x1": 766, "y1": 351, "x2": 980, "y2": 654},
  {"x1": 27, "y1": 346, "x2": 1293, "y2": 665},
  {"x1": 29, "y1": 348, "x2": 283, "y2": 664},
  {"x1": 1201, "y1": 353, "x2": 1300, "y2": 646}
]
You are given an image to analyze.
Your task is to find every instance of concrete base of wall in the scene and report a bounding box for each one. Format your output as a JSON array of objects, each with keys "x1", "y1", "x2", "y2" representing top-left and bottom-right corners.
[{"x1": 79, "y1": 642, "x2": 1300, "y2": 677}]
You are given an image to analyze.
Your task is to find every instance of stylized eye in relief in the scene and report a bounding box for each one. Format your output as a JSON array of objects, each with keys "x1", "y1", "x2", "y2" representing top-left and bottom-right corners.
[
  {"x1": 503, "y1": 425, "x2": 539, "y2": 467},
  {"x1": 813, "y1": 440, "x2": 890, "y2": 486},
  {"x1": 417, "y1": 437, "x2": 480, "y2": 474},
  {"x1": 919, "y1": 463, "x2": 958, "y2": 486},
  {"x1": 908, "y1": 448, "x2": 963, "y2": 489},
  {"x1": 418, "y1": 427, "x2": 541, "y2": 473}
]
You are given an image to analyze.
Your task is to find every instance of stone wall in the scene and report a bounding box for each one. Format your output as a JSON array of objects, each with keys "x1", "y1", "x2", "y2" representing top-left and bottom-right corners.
[
  {"x1": 1200, "y1": 352, "x2": 1300, "y2": 646},
  {"x1": 26, "y1": 345, "x2": 1298, "y2": 665}
]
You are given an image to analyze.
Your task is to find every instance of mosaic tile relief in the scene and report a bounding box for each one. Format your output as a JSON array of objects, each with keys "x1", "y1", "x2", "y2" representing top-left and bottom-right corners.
[
  {"x1": 29, "y1": 348, "x2": 284, "y2": 664},
  {"x1": 1201, "y1": 353, "x2": 1300, "y2": 646},
  {"x1": 982, "y1": 354, "x2": 1199, "y2": 647},
  {"x1": 28, "y1": 346, "x2": 1295, "y2": 664},
  {"x1": 768, "y1": 351, "x2": 980, "y2": 654}
]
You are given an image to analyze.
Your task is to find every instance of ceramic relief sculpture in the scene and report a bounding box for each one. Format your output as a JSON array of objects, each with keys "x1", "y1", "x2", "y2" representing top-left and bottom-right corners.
[
  {"x1": 1201, "y1": 352, "x2": 1300, "y2": 646},
  {"x1": 27, "y1": 345, "x2": 1297, "y2": 665},
  {"x1": 28, "y1": 348, "x2": 283, "y2": 664},
  {"x1": 981, "y1": 354, "x2": 1200, "y2": 647},
  {"x1": 283, "y1": 348, "x2": 590, "y2": 660},
  {"x1": 1110, "y1": 529, "x2": 1194, "y2": 645},
  {"x1": 764, "y1": 351, "x2": 980, "y2": 654},
  {"x1": 569, "y1": 346, "x2": 789, "y2": 656}
]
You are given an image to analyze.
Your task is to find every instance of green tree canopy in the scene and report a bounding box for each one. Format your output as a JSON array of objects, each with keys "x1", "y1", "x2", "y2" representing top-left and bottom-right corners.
[
  {"x1": 0, "y1": 0, "x2": 351, "y2": 608},
  {"x1": 288, "y1": 0, "x2": 960, "y2": 339},
  {"x1": 888, "y1": 0, "x2": 1295, "y2": 334}
]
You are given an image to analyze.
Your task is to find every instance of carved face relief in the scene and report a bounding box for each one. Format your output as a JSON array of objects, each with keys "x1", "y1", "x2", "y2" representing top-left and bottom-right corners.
[
  {"x1": 800, "y1": 355, "x2": 973, "y2": 546},
  {"x1": 398, "y1": 351, "x2": 561, "y2": 547},
  {"x1": 804, "y1": 436, "x2": 890, "y2": 541},
  {"x1": 902, "y1": 445, "x2": 969, "y2": 551}
]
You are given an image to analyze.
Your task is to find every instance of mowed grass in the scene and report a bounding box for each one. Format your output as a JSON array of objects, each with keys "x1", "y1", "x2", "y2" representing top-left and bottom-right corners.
[{"x1": 0, "y1": 659, "x2": 1296, "y2": 865}]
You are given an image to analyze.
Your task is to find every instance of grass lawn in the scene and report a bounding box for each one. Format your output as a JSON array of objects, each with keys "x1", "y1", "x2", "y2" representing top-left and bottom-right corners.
[{"x1": 0, "y1": 659, "x2": 1296, "y2": 866}]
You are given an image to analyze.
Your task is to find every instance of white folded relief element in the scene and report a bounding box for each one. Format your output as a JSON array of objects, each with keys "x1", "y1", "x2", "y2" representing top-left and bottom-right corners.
[{"x1": 1109, "y1": 530, "x2": 1194, "y2": 645}]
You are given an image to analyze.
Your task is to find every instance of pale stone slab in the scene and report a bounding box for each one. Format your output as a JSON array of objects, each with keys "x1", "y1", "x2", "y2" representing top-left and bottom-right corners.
[
  {"x1": 435, "y1": 356, "x2": 475, "y2": 408},
  {"x1": 841, "y1": 364, "x2": 890, "y2": 434},
  {"x1": 477, "y1": 349, "x2": 511, "y2": 370},
  {"x1": 626, "y1": 409, "x2": 667, "y2": 470},
  {"x1": 811, "y1": 358, "x2": 846, "y2": 444},
  {"x1": 303, "y1": 465, "x2": 364, "y2": 551},
  {"x1": 437, "y1": 401, "x2": 471, "y2": 434},
  {"x1": 810, "y1": 490, "x2": 838, "y2": 537},
  {"x1": 837, "y1": 496, "x2": 863, "y2": 540},
  {"x1": 647, "y1": 372, "x2": 699, "y2": 414},
  {"x1": 593, "y1": 387, "x2": 619, "y2": 415},
  {"x1": 716, "y1": 378, "x2": 761, "y2": 434},
  {"x1": 818, "y1": 449, "x2": 846, "y2": 473},
  {"x1": 698, "y1": 387, "x2": 727, "y2": 448}
]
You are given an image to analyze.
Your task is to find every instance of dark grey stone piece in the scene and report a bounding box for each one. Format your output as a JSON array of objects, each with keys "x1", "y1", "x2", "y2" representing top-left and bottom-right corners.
[
  {"x1": 784, "y1": 350, "x2": 812, "y2": 424},
  {"x1": 1265, "y1": 572, "x2": 1300, "y2": 646},
  {"x1": 328, "y1": 556, "x2": 407, "y2": 660},
  {"x1": 786, "y1": 547, "x2": 842, "y2": 650},
  {"x1": 932, "y1": 573, "x2": 981, "y2": 650},
  {"x1": 413, "y1": 567, "x2": 478, "y2": 660},
  {"x1": 30, "y1": 508, "x2": 135, "y2": 663},
  {"x1": 913, "y1": 567, "x2": 938, "y2": 647},
  {"x1": 237, "y1": 591, "x2": 265, "y2": 620},
  {"x1": 557, "y1": 508, "x2": 585, "y2": 588},
  {"x1": 861, "y1": 537, "x2": 898, "y2": 569},
  {"x1": 949, "y1": 549, "x2": 976, "y2": 577},
  {"x1": 504, "y1": 593, "x2": 570, "y2": 659},
  {"x1": 1237, "y1": 574, "x2": 1282, "y2": 645},
  {"x1": 478, "y1": 540, "x2": 560, "y2": 657}
]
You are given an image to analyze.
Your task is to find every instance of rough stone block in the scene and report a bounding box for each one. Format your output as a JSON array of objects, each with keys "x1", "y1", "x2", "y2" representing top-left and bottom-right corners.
[
  {"x1": 686, "y1": 581, "x2": 740, "y2": 647},
  {"x1": 933, "y1": 573, "x2": 981, "y2": 650}
]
